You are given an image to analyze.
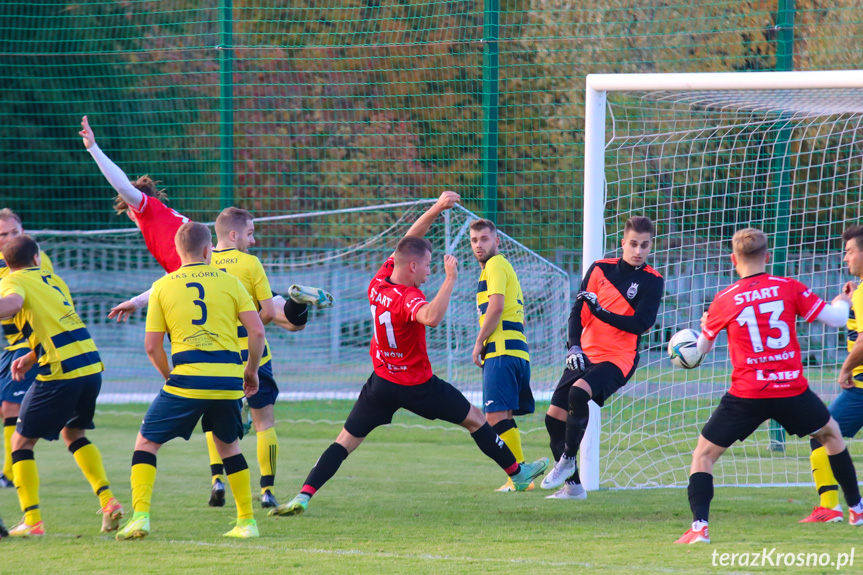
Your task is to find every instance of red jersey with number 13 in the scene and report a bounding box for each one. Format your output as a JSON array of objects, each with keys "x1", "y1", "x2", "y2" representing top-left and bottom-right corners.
[
  {"x1": 368, "y1": 257, "x2": 432, "y2": 385},
  {"x1": 129, "y1": 195, "x2": 189, "y2": 273},
  {"x1": 702, "y1": 274, "x2": 826, "y2": 399}
]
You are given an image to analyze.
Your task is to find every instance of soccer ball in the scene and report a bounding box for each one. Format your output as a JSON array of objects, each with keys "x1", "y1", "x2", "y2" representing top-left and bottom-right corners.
[{"x1": 668, "y1": 329, "x2": 704, "y2": 369}]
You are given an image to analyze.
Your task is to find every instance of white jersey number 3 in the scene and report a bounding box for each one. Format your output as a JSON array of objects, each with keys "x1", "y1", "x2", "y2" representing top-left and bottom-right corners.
[{"x1": 736, "y1": 300, "x2": 790, "y2": 353}]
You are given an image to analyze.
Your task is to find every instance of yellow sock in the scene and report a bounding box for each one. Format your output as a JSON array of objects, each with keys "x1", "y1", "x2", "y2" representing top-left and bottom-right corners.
[
  {"x1": 12, "y1": 450, "x2": 40, "y2": 524},
  {"x1": 811, "y1": 446, "x2": 840, "y2": 508},
  {"x1": 256, "y1": 426, "x2": 278, "y2": 494},
  {"x1": 3, "y1": 419, "x2": 14, "y2": 480},
  {"x1": 206, "y1": 431, "x2": 224, "y2": 483},
  {"x1": 225, "y1": 465, "x2": 253, "y2": 520},
  {"x1": 70, "y1": 440, "x2": 113, "y2": 507},
  {"x1": 130, "y1": 451, "x2": 158, "y2": 514},
  {"x1": 499, "y1": 426, "x2": 525, "y2": 464}
]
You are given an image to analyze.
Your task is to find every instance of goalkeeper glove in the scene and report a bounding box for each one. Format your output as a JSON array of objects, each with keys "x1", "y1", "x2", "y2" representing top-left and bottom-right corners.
[
  {"x1": 576, "y1": 290, "x2": 605, "y2": 314},
  {"x1": 565, "y1": 345, "x2": 588, "y2": 372}
]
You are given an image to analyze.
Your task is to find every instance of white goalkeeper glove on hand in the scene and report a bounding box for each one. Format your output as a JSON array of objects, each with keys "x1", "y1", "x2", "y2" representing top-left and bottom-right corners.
[
  {"x1": 565, "y1": 345, "x2": 588, "y2": 372},
  {"x1": 576, "y1": 290, "x2": 605, "y2": 314}
]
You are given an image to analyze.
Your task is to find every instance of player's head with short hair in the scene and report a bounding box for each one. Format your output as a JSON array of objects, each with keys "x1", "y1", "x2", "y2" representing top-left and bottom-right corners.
[
  {"x1": 2, "y1": 234, "x2": 41, "y2": 271},
  {"x1": 842, "y1": 225, "x2": 863, "y2": 277},
  {"x1": 394, "y1": 236, "x2": 433, "y2": 286},
  {"x1": 215, "y1": 207, "x2": 255, "y2": 253},
  {"x1": 730, "y1": 228, "x2": 769, "y2": 272},
  {"x1": 469, "y1": 219, "x2": 500, "y2": 265},
  {"x1": 621, "y1": 215, "x2": 653, "y2": 267},
  {"x1": 174, "y1": 222, "x2": 213, "y2": 265},
  {"x1": 0, "y1": 208, "x2": 24, "y2": 252},
  {"x1": 114, "y1": 175, "x2": 168, "y2": 217}
]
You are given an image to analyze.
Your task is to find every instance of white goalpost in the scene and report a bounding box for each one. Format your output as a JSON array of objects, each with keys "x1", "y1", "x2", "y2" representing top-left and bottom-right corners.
[{"x1": 581, "y1": 70, "x2": 863, "y2": 491}]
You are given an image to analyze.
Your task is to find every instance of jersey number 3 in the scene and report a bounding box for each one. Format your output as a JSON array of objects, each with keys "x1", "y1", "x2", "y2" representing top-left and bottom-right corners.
[
  {"x1": 186, "y1": 282, "x2": 208, "y2": 325},
  {"x1": 736, "y1": 300, "x2": 790, "y2": 352},
  {"x1": 370, "y1": 305, "x2": 398, "y2": 348}
]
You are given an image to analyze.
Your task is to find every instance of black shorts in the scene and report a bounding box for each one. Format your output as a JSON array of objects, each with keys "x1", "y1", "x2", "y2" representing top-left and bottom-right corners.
[
  {"x1": 701, "y1": 388, "x2": 831, "y2": 448},
  {"x1": 550, "y1": 359, "x2": 637, "y2": 409},
  {"x1": 344, "y1": 373, "x2": 472, "y2": 438},
  {"x1": 17, "y1": 372, "x2": 101, "y2": 441}
]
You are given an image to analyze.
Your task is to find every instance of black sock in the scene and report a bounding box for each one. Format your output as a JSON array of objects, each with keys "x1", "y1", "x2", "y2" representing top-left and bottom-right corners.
[
  {"x1": 67, "y1": 437, "x2": 91, "y2": 454},
  {"x1": 688, "y1": 472, "x2": 713, "y2": 522},
  {"x1": 545, "y1": 414, "x2": 566, "y2": 461},
  {"x1": 470, "y1": 423, "x2": 518, "y2": 475},
  {"x1": 828, "y1": 448, "x2": 862, "y2": 507},
  {"x1": 284, "y1": 298, "x2": 309, "y2": 326},
  {"x1": 302, "y1": 442, "x2": 349, "y2": 497},
  {"x1": 222, "y1": 454, "x2": 248, "y2": 476},
  {"x1": 563, "y1": 386, "x2": 591, "y2": 458},
  {"x1": 210, "y1": 464, "x2": 224, "y2": 477}
]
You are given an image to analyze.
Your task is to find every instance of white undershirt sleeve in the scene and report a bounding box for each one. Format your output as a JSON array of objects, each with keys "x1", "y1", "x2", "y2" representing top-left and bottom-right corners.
[
  {"x1": 130, "y1": 288, "x2": 152, "y2": 309},
  {"x1": 87, "y1": 144, "x2": 144, "y2": 210},
  {"x1": 814, "y1": 300, "x2": 850, "y2": 328},
  {"x1": 696, "y1": 332, "x2": 715, "y2": 355}
]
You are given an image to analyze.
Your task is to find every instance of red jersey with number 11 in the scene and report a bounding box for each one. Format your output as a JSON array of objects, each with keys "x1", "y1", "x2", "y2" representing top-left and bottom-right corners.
[
  {"x1": 368, "y1": 258, "x2": 432, "y2": 385},
  {"x1": 702, "y1": 274, "x2": 825, "y2": 399}
]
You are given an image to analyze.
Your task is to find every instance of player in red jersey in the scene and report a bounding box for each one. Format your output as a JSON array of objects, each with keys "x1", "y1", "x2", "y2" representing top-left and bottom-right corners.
[
  {"x1": 676, "y1": 228, "x2": 863, "y2": 544},
  {"x1": 268, "y1": 192, "x2": 549, "y2": 517},
  {"x1": 80, "y1": 116, "x2": 187, "y2": 274}
]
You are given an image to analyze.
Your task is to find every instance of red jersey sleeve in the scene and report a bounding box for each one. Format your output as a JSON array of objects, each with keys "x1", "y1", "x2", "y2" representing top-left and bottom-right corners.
[
  {"x1": 402, "y1": 287, "x2": 428, "y2": 322},
  {"x1": 375, "y1": 257, "x2": 395, "y2": 280},
  {"x1": 794, "y1": 279, "x2": 826, "y2": 323},
  {"x1": 703, "y1": 293, "x2": 734, "y2": 341}
]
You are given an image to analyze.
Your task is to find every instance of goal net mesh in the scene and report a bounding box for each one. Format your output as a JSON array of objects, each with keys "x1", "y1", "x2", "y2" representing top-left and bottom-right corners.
[
  {"x1": 30, "y1": 202, "x2": 569, "y2": 429},
  {"x1": 599, "y1": 88, "x2": 863, "y2": 488}
]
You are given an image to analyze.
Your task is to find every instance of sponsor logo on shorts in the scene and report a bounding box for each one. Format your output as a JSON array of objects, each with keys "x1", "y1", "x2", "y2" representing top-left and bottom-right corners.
[
  {"x1": 485, "y1": 400, "x2": 494, "y2": 406},
  {"x1": 12, "y1": 391, "x2": 25, "y2": 397}
]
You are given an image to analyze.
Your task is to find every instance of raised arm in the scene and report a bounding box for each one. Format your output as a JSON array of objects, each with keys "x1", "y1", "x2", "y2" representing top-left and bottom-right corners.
[
  {"x1": 390, "y1": 192, "x2": 460, "y2": 259},
  {"x1": 80, "y1": 115, "x2": 144, "y2": 210},
  {"x1": 416, "y1": 255, "x2": 458, "y2": 328}
]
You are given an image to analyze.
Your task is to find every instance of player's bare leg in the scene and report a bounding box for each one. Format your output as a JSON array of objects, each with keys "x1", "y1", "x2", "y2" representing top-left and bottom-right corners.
[
  {"x1": 270, "y1": 428, "x2": 364, "y2": 517},
  {"x1": 810, "y1": 418, "x2": 863, "y2": 526}
]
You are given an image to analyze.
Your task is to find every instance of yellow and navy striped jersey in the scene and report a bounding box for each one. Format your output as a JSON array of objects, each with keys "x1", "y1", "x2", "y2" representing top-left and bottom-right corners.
[
  {"x1": 0, "y1": 267, "x2": 103, "y2": 381},
  {"x1": 476, "y1": 254, "x2": 529, "y2": 362},
  {"x1": 847, "y1": 281, "x2": 863, "y2": 388},
  {"x1": 1, "y1": 250, "x2": 53, "y2": 351},
  {"x1": 211, "y1": 248, "x2": 273, "y2": 366},
  {"x1": 146, "y1": 262, "x2": 256, "y2": 400}
]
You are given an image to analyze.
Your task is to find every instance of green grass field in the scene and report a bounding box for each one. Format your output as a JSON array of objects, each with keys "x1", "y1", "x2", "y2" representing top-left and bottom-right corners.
[{"x1": 1, "y1": 403, "x2": 860, "y2": 575}]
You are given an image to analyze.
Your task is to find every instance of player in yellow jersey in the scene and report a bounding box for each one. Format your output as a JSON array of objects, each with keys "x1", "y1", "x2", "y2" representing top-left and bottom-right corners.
[
  {"x1": 802, "y1": 225, "x2": 863, "y2": 525},
  {"x1": 468, "y1": 219, "x2": 536, "y2": 492},
  {"x1": 0, "y1": 209, "x2": 54, "y2": 489},
  {"x1": 203, "y1": 207, "x2": 292, "y2": 509},
  {"x1": 0, "y1": 235, "x2": 123, "y2": 537},
  {"x1": 116, "y1": 222, "x2": 265, "y2": 540}
]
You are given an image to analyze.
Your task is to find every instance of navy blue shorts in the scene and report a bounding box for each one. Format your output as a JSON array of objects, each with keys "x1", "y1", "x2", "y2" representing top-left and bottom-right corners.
[
  {"x1": 481, "y1": 355, "x2": 534, "y2": 415},
  {"x1": 0, "y1": 347, "x2": 38, "y2": 404},
  {"x1": 246, "y1": 361, "x2": 279, "y2": 410},
  {"x1": 16, "y1": 372, "x2": 101, "y2": 441},
  {"x1": 344, "y1": 373, "x2": 472, "y2": 438},
  {"x1": 829, "y1": 378, "x2": 863, "y2": 438},
  {"x1": 141, "y1": 388, "x2": 244, "y2": 445}
]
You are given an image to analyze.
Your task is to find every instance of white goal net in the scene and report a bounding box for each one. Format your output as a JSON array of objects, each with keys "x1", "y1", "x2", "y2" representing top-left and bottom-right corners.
[
  {"x1": 30, "y1": 201, "x2": 569, "y2": 430},
  {"x1": 588, "y1": 73, "x2": 863, "y2": 489}
]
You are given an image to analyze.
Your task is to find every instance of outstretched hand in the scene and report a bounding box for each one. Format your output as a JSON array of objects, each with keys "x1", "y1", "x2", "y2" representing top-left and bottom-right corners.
[
  {"x1": 108, "y1": 300, "x2": 138, "y2": 323},
  {"x1": 79, "y1": 115, "x2": 96, "y2": 149},
  {"x1": 434, "y1": 191, "x2": 460, "y2": 212}
]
